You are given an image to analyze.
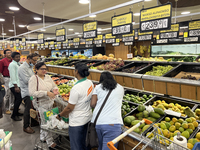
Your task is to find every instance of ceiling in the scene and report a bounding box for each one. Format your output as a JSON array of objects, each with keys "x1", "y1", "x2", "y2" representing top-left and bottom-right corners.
[{"x1": 0, "y1": 0, "x2": 200, "y2": 40}]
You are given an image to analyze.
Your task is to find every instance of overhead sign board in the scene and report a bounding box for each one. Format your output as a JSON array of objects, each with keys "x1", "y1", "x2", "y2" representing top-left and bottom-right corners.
[
  {"x1": 105, "y1": 33, "x2": 116, "y2": 43},
  {"x1": 111, "y1": 12, "x2": 133, "y2": 36},
  {"x1": 83, "y1": 21, "x2": 97, "y2": 39},
  {"x1": 37, "y1": 33, "x2": 44, "y2": 44},
  {"x1": 140, "y1": 3, "x2": 172, "y2": 32},
  {"x1": 22, "y1": 38, "x2": 26, "y2": 46},
  {"x1": 160, "y1": 24, "x2": 179, "y2": 39},
  {"x1": 56, "y1": 28, "x2": 66, "y2": 42},
  {"x1": 189, "y1": 21, "x2": 200, "y2": 37},
  {"x1": 16, "y1": 39, "x2": 19, "y2": 47},
  {"x1": 73, "y1": 38, "x2": 80, "y2": 46},
  {"x1": 138, "y1": 29, "x2": 153, "y2": 41},
  {"x1": 112, "y1": 38, "x2": 120, "y2": 46}
]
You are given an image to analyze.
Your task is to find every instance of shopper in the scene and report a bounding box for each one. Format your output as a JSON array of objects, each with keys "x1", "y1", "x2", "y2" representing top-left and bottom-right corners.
[
  {"x1": 57, "y1": 63, "x2": 94, "y2": 150},
  {"x1": 29, "y1": 62, "x2": 59, "y2": 149},
  {"x1": 0, "y1": 73, "x2": 5, "y2": 118},
  {"x1": 0, "y1": 49, "x2": 13, "y2": 115},
  {"x1": 18, "y1": 53, "x2": 38, "y2": 134},
  {"x1": 90, "y1": 71, "x2": 124, "y2": 150},
  {"x1": 9, "y1": 52, "x2": 22, "y2": 121}
]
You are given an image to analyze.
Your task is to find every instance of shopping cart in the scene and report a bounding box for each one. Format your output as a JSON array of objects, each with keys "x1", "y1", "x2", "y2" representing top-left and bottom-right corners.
[
  {"x1": 33, "y1": 96, "x2": 70, "y2": 150},
  {"x1": 0, "y1": 131, "x2": 12, "y2": 150},
  {"x1": 107, "y1": 119, "x2": 189, "y2": 150}
]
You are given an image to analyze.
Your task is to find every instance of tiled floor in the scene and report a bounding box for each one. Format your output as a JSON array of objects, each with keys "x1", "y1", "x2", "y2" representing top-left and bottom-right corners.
[{"x1": 0, "y1": 105, "x2": 41, "y2": 150}]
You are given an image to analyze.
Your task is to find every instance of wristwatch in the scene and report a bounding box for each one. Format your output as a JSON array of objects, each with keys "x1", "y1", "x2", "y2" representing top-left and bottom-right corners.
[{"x1": 58, "y1": 114, "x2": 61, "y2": 118}]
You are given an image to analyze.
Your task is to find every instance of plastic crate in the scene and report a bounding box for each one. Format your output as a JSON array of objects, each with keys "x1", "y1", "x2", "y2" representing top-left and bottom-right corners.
[{"x1": 193, "y1": 142, "x2": 200, "y2": 150}]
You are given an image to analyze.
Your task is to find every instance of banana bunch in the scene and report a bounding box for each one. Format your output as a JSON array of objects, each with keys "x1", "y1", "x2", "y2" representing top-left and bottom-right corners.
[{"x1": 148, "y1": 45, "x2": 151, "y2": 53}]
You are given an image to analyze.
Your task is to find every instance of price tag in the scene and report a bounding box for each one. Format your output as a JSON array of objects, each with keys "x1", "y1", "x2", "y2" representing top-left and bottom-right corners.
[{"x1": 127, "y1": 53, "x2": 133, "y2": 59}]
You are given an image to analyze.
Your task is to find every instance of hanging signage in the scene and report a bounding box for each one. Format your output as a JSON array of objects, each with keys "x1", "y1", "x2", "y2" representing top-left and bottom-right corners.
[
  {"x1": 140, "y1": 3, "x2": 172, "y2": 32},
  {"x1": 10, "y1": 41, "x2": 13, "y2": 48},
  {"x1": 56, "y1": 28, "x2": 66, "y2": 42},
  {"x1": 49, "y1": 41, "x2": 55, "y2": 49},
  {"x1": 4, "y1": 42, "x2": 7, "y2": 48},
  {"x1": 37, "y1": 33, "x2": 44, "y2": 44},
  {"x1": 160, "y1": 24, "x2": 179, "y2": 39},
  {"x1": 73, "y1": 38, "x2": 80, "y2": 46},
  {"x1": 16, "y1": 39, "x2": 19, "y2": 47},
  {"x1": 23, "y1": 46, "x2": 26, "y2": 50},
  {"x1": 112, "y1": 12, "x2": 133, "y2": 36},
  {"x1": 122, "y1": 30, "x2": 134, "y2": 45},
  {"x1": 94, "y1": 35, "x2": 103, "y2": 47},
  {"x1": 85, "y1": 38, "x2": 93, "y2": 45},
  {"x1": 62, "y1": 40, "x2": 68, "y2": 48},
  {"x1": 31, "y1": 44, "x2": 34, "y2": 49},
  {"x1": 57, "y1": 42, "x2": 62, "y2": 49},
  {"x1": 189, "y1": 21, "x2": 200, "y2": 37},
  {"x1": 0, "y1": 43, "x2": 2, "y2": 50},
  {"x1": 22, "y1": 37, "x2": 26, "y2": 46},
  {"x1": 184, "y1": 37, "x2": 199, "y2": 43},
  {"x1": 27, "y1": 44, "x2": 30, "y2": 49},
  {"x1": 112, "y1": 39, "x2": 120, "y2": 46},
  {"x1": 83, "y1": 21, "x2": 97, "y2": 39},
  {"x1": 45, "y1": 42, "x2": 49, "y2": 48},
  {"x1": 37, "y1": 44, "x2": 40, "y2": 49},
  {"x1": 156, "y1": 39, "x2": 168, "y2": 44},
  {"x1": 41, "y1": 44, "x2": 44, "y2": 49},
  {"x1": 105, "y1": 33, "x2": 116, "y2": 43},
  {"x1": 138, "y1": 29, "x2": 153, "y2": 41}
]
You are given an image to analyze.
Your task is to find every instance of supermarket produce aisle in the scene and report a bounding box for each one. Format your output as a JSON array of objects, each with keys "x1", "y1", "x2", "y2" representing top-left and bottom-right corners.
[{"x1": 0, "y1": 106, "x2": 40, "y2": 150}]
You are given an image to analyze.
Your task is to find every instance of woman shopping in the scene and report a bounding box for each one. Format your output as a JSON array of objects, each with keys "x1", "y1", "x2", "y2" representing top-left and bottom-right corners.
[
  {"x1": 29, "y1": 62, "x2": 59, "y2": 150},
  {"x1": 57, "y1": 63, "x2": 94, "y2": 150},
  {"x1": 90, "y1": 71, "x2": 124, "y2": 150}
]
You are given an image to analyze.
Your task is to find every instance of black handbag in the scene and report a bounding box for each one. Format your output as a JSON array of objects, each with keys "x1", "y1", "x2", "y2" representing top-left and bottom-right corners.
[{"x1": 86, "y1": 90, "x2": 112, "y2": 148}]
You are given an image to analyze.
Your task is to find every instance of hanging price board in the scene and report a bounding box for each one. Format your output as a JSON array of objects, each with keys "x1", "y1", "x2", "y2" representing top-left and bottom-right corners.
[
  {"x1": 31, "y1": 44, "x2": 34, "y2": 49},
  {"x1": 73, "y1": 38, "x2": 80, "y2": 46},
  {"x1": 4, "y1": 42, "x2": 7, "y2": 48},
  {"x1": 57, "y1": 42, "x2": 62, "y2": 49},
  {"x1": 112, "y1": 12, "x2": 133, "y2": 36},
  {"x1": 0, "y1": 43, "x2": 2, "y2": 50},
  {"x1": 189, "y1": 21, "x2": 200, "y2": 37},
  {"x1": 62, "y1": 40, "x2": 68, "y2": 49},
  {"x1": 16, "y1": 39, "x2": 19, "y2": 47},
  {"x1": 94, "y1": 35, "x2": 103, "y2": 46},
  {"x1": 37, "y1": 44, "x2": 40, "y2": 49},
  {"x1": 112, "y1": 39, "x2": 120, "y2": 46},
  {"x1": 10, "y1": 41, "x2": 13, "y2": 48},
  {"x1": 45, "y1": 42, "x2": 49, "y2": 48},
  {"x1": 56, "y1": 28, "x2": 66, "y2": 42},
  {"x1": 22, "y1": 37, "x2": 26, "y2": 46},
  {"x1": 138, "y1": 29, "x2": 153, "y2": 41},
  {"x1": 85, "y1": 38, "x2": 93, "y2": 45},
  {"x1": 40, "y1": 44, "x2": 44, "y2": 49},
  {"x1": 37, "y1": 33, "x2": 44, "y2": 44},
  {"x1": 160, "y1": 24, "x2": 179, "y2": 39},
  {"x1": 140, "y1": 3, "x2": 172, "y2": 32},
  {"x1": 83, "y1": 21, "x2": 97, "y2": 39},
  {"x1": 27, "y1": 44, "x2": 30, "y2": 49},
  {"x1": 105, "y1": 33, "x2": 116, "y2": 43},
  {"x1": 184, "y1": 37, "x2": 199, "y2": 43}
]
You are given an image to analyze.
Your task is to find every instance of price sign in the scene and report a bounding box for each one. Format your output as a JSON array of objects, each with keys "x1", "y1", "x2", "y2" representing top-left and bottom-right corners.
[
  {"x1": 184, "y1": 37, "x2": 199, "y2": 43},
  {"x1": 94, "y1": 35, "x2": 103, "y2": 46},
  {"x1": 37, "y1": 44, "x2": 40, "y2": 49},
  {"x1": 37, "y1": 33, "x2": 44, "y2": 44},
  {"x1": 83, "y1": 21, "x2": 97, "y2": 39},
  {"x1": 112, "y1": 12, "x2": 133, "y2": 36},
  {"x1": 140, "y1": 3, "x2": 172, "y2": 32},
  {"x1": 27, "y1": 44, "x2": 30, "y2": 49},
  {"x1": 160, "y1": 24, "x2": 179, "y2": 39},
  {"x1": 31, "y1": 44, "x2": 34, "y2": 49},
  {"x1": 56, "y1": 28, "x2": 66, "y2": 42},
  {"x1": 0, "y1": 43, "x2": 2, "y2": 50},
  {"x1": 57, "y1": 42, "x2": 62, "y2": 49},
  {"x1": 138, "y1": 30, "x2": 153, "y2": 41},
  {"x1": 16, "y1": 39, "x2": 19, "y2": 47},
  {"x1": 189, "y1": 21, "x2": 200, "y2": 37},
  {"x1": 122, "y1": 30, "x2": 135, "y2": 42},
  {"x1": 105, "y1": 33, "x2": 116, "y2": 43},
  {"x1": 156, "y1": 39, "x2": 168, "y2": 44},
  {"x1": 73, "y1": 38, "x2": 80, "y2": 46},
  {"x1": 112, "y1": 39, "x2": 120, "y2": 46},
  {"x1": 40, "y1": 44, "x2": 44, "y2": 48},
  {"x1": 124, "y1": 42, "x2": 133, "y2": 46},
  {"x1": 10, "y1": 41, "x2": 13, "y2": 48},
  {"x1": 4, "y1": 42, "x2": 7, "y2": 48},
  {"x1": 127, "y1": 53, "x2": 133, "y2": 59},
  {"x1": 85, "y1": 38, "x2": 93, "y2": 45},
  {"x1": 22, "y1": 37, "x2": 26, "y2": 46},
  {"x1": 45, "y1": 42, "x2": 49, "y2": 48}
]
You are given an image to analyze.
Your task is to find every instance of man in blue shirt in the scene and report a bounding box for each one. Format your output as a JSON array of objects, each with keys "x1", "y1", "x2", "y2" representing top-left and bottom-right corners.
[
  {"x1": 18, "y1": 53, "x2": 38, "y2": 133},
  {"x1": 8, "y1": 52, "x2": 22, "y2": 121}
]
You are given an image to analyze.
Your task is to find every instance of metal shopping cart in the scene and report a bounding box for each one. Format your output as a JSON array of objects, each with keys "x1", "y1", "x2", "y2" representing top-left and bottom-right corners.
[
  {"x1": 33, "y1": 95, "x2": 70, "y2": 150},
  {"x1": 107, "y1": 119, "x2": 189, "y2": 150}
]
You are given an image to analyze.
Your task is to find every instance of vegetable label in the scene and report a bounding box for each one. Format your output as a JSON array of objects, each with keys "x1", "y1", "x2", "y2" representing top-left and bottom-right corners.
[
  {"x1": 140, "y1": 3, "x2": 172, "y2": 32},
  {"x1": 83, "y1": 21, "x2": 97, "y2": 39},
  {"x1": 112, "y1": 12, "x2": 133, "y2": 36}
]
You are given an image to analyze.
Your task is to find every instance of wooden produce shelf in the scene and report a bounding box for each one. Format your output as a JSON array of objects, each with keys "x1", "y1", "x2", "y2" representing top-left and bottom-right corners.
[
  {"x1": 181, "y1": 84, "x2": 196, "y2": 100},
  {"x1": 167, "y1": 82, "x2": 181, "y2": 97},
  {"x1": 124, "y1": 77, "x2": 133, "y2": 88},
  {"x1": 132, "y1": 78, "x2": 143, "y2": 90}
]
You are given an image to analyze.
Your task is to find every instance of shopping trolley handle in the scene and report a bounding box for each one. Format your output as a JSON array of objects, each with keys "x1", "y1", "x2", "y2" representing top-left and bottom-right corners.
[{"x1": 107, "y1": 141, "x2": 117, "y2": 150}]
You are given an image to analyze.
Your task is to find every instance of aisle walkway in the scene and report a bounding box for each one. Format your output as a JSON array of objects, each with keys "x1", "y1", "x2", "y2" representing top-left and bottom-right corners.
[{"x1": 0, "y1": 105, "x2": 40, "y2": 150}]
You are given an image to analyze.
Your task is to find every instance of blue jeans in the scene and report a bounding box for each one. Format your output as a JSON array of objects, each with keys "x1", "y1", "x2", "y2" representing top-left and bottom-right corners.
[
  {"x1": 96, "y1": 124, "x2": 122, "y2": 150},
  {"x1": 69, "y1": 123, "x2": 89, "y2": 150}
]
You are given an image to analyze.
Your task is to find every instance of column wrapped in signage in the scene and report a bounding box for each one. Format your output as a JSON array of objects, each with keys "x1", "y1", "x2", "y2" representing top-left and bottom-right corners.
[
  {"x1": 123, "y1": 30, "x2": 135, "y2": 45},
  {"x1": 105, "y1": 33, "x2": 116, "y2": 43},
  {"x1": 112, "y1": 39, "x2": 120, "y2": 46},
  {"x1": 160, "y1": 24, "x2": 179, "y2": 39},
  {"x1": 37, "y1": 33, "x2": 44, "y2": 44},
  {"x1": 73, "y1": 38, "x2": 80, "y2": 48},
  {"x1": 112, "y1": 12, "x2": 133, "y2": 36},
  {"x1": 83, "y1": 21, "x2": 97, "y2": 39},
  {"x1": 56, "y1": 28, "x2": 66, "y2": 42},
  {"x1": 140, "y1": 3, "x2": 172, "y2": 32},
  {"x1": 138, "y1": 29, "x2": 153, "y2": 41},
  {"x1": 189, "y1": 21, "x2": 200, "y2": 37},
  {"x1": 22, "y1": 37, "x2": 26, "y2": 46},
  {"x1": 16, "y1": 39, "x2": 19, "y2": 47}
]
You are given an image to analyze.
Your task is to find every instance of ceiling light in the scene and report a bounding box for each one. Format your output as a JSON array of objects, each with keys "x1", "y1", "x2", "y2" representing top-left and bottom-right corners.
[
  {"x1": 0, "y1": 18, "x2": 5, "y2": 22},
  {"x1": 34, "y1": 17, "x2": 42, "y2": 20},
  {"x1": 181, "y1": 12, "x2": 190, "y2": 15},
  {"x1": 2, "y1": 33, "x2": 6, "y2": 36},
  {"x1": 97, "y1": 28, "x2": 102, "y2": 31},
  {"x1": 9, "y1": 7, "x2": 20, "y2": 11},
  {"x1": 9, "y1": 30, "x2": 14, "y2": 32},
  {"x1": 18, "y1": 25, "x2": 26, "y2": 28},
  {"x1": 132, "y1": 22, "x2": 135, "y2": 25},
  {"x1": 40, "y1": 29, "x2": 46, "y2": 31},
  {"x1": 68, "y1": 29, "x2": 74, "y2": 31},
  {"x1": 79, "y1": 0, "x2": 89, "y2": 4},
  {"x1": 134, "y1": 13, "x2": 140, "y2": 16},
  {"x1": 75, "y1": 32, "x2": 79, "y2": 34},
  {"x1": 97, "y1": 32, "x2": 101, "y2": 34},
  {"x1": 78, "y1": 35, "x2": 82, "y2": 37},
  {"x1": 89, "y1": 15, "x2": 96, "y2": 18}
]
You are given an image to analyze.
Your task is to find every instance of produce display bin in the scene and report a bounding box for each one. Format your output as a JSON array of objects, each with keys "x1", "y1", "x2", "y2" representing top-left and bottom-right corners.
[
  {"x1": 188, "y1": 127, "x2": 200, "y2": 140},
  {"x1": 122, "y1": 100, "x2": 138, "y2": 117},
  {"x1": 63, "y1": 60, "x2": 89, "y2": 67},
  {"x1": 57, "y1": 59, "x2": 79, "y2": 66}
]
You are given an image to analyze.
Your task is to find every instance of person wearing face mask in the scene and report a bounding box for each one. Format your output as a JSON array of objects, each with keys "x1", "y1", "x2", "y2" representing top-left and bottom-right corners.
[{"x1": 18, "y1": 53, "x2": 38, "y2": 134}]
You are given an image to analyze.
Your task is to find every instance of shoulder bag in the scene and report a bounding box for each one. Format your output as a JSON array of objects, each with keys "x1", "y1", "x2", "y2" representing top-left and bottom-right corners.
[{"x1": 86, "y1": 90, "x2": 112, "y2": 148}]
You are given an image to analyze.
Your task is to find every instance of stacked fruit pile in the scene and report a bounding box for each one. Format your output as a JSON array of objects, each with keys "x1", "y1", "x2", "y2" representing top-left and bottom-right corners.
[
  {"x1": 121, "y1": 101, "x2": 136, "y2": 117},
  {"x1": 46, "y1": 58, "x2": 68, "y2": 65},
  {"x1": 97, "y1": 60, "x2": 125, "y2": 71},
  {"x1": 181, "y1": 75, "x2": 197, "y2": 80},
  {"x1": 87, "y1": 63, "x2": 95, "y2": 66},
  {"x1": 123, "y1": 93, "x2": 153, "y2": 105},
  {"x1": 145, "y1": 65, "x2": 174, "y2": 76},
  {"x1": 187, "y1": 132, "x2": 200, "y2": 149}
]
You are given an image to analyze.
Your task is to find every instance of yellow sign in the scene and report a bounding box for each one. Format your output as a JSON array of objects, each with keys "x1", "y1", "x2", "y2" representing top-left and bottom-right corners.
[
  {"x1": 50, "y1": 41, "x2": 54, "y2": 45},
  {"x1": 86, "y1": 38, "x2": 93, "y2": 41},
  {"x1": 45, "y1": 42, "x2": 49, "y2": 45},
  {"x1": 46, "y1": 110, "x2": 53, "y2": 117},
  {"x1": 31, "y1": 44, "x2": 34, "y2": 47},
  {"x1": 94, "y1": 35, "x2": 103, "y2": 40},
  {"x1": 189, "y1": 21, "x2": 200, "y2": 30},
  {"x1": 156, "y1": 35, "x2": 160, "y2": 40},
  {"x1": 16, "y1": 39, "x2": 19, "y2": 43},
  {"x1": 138, "y1": 30, "x2": 153, "y2": 35},
  {"x1": 41, "y1": 44, "x2": 44, "y2": 46},
  {"x1": 63, "y1": 39, "x2": 68, "y2": 43},
  {"x1": 38, "y1": 34, "x2": 44, "y2": 39},
  {"x1": 10, "y1": 41, "x2": 13, "y2": 44},
  {"x1": 56, "y1": 28, "x2": 65, "y2": 36},
  {"x1": 116, "y1": 39, "x2": 120, "y2": 43},
  {"x1": 122, "y1": 30, "x2": 135, "y2": 37},
  {"x1": 160, "y1": 24, "x2": 179, "y2": 33},
  {"x1": 27, "y1": 44, "x2": 30, "y2": 47},
  {"x1": 141, "y1": 4, "x2": 171, "y2": 22},
  {"x1": 112, "y1": 12, "x2": 132, "y2": 27},
  {"x1": 184, "y1": 32, "x2": 188, "y2": 38},
  {"x1": 83, "y1": 22, "x2": 97, "y2": 32},
  {"x1": 73, "y1": 38, "x2": 80, "y2": 43},
  {"x1": 22, "y1": 38, "x2": 26, "y2": 42},
  {"x1": 57, "y1": 42, "x2": 61, "y2": 45},
  {"x1": 105, "y1": 33, "x2": 116, "y2": 39},
  {"x1": 37, "y1": 44, "x2": 40, "y2": 47}
]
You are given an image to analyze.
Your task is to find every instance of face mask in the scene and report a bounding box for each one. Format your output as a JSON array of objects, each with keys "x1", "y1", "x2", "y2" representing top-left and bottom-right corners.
[{"x1": 29, "y1": 63, "x2": 34, "y2": 67}]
